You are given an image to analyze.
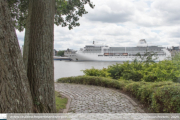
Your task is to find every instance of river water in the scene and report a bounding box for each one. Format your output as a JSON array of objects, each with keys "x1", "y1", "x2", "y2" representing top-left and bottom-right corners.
[{"x1": 54, "y1": 60, "x2": 123, "y2": 81}]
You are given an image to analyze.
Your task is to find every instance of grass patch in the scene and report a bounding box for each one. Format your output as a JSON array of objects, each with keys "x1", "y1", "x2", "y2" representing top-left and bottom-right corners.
[{"x1": 55, "y1": 91, "x2": 68, "y2": 113}]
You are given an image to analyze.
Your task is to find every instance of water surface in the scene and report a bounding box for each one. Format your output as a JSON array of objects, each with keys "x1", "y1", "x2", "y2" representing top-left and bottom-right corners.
[{"x1": 54, "y1": 60, "x2": 123, "y2": 81}]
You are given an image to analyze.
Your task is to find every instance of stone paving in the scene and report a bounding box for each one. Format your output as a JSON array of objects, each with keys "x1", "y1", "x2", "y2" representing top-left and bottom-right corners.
[{"x1": 55, "y1": 83, "x2": 144, "y2": 113}]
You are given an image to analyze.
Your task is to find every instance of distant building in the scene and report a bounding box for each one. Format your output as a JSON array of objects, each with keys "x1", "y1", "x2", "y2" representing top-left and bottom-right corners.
[
  {"x1": 64, "y1": 48, "x2": 76, "y2": 57},
  {"x1": 167, "y1": 46, "x2": 180, "y2": 56}
]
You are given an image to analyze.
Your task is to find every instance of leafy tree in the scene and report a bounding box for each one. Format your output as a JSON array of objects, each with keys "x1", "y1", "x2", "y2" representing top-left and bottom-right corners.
[
  {"x1": 8, "y1": 0, "x2": 29, "y2": 31},
  {"x1": 55, "y1": 0, "x2": 95, "y2": 30},
  {"x1": 6, "y1": 0, "x2": 95, "y2": 113},
  {"x1": 5, "y1": 0, "x2": 94, "y2": 113},
  {"x1": 23, "y1": 0, "x2": 95, "y2": 70},
  {"x1": 8, "y1": 0, "x2": 95, "y2": 31},
  {"x1": 57, "y1": 50, "x2": 64, "y2": 56},
  {"x1": 134, "y1": 48, "x2": 158, "y2": 65}
]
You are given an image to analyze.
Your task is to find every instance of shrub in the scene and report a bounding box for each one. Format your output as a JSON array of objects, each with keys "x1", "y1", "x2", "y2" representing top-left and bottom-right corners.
[
  {"x1": 142, "y1": 60, "x2": 179, "y2": 82},
  {"x1": 123, "y1": 81, "x2": 146, "y2": 97},
  {"x1": 107, "y1": 63, "x2": 124, "y2": 79},
  {"x1": 82, "y1": 67, "x2": 110, "y2": 78},
  {"x1": 172, "y1": 53, "x2": 180, "y2": 82},
  {"x1": 57, "y1": 76, "x2": 128, "y2": 90},
  {"x1": 143, "y1": 73, "x2": 158, "y2": 82},
  {"x1": 122, "y1": 69, "x2": 143, "y2": 81},
  {"x1": 151, "y1": 84, "x2": 180, "y2": 113},
  {"x1": 82, "y1": 57, "x2": 180, "y2": 82},
  {"x1": 137, "y1": 81, "x2": 174, "y2": 104}
]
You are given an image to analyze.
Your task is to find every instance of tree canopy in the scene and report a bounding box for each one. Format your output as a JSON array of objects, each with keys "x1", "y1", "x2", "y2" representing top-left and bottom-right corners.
[
  {"x1": 56, "y1": 50, "x2": 65, "y2": 56},
  {"x1": 8, "y1": 0, "x2": 95, "y2": 31}
]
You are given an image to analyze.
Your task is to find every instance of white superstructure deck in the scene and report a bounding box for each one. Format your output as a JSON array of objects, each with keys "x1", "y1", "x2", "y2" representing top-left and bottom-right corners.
[{"x1": 64, "y1": 40, "x2": 171, "y2": 61}]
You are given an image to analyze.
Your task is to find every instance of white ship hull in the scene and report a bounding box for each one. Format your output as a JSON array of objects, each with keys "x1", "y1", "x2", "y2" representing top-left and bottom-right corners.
[
  {"x1": 65, "y1": 40, "x2": 171, "y2": 62},
  {"x1": 69, "y1": 53, "x2": 169, "y2": 62}
]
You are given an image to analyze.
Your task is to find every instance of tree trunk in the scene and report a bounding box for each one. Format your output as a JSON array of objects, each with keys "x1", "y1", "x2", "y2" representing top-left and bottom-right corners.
[
  {"x1": 0, "y1": 0, "x2": 33, "y2": 113},
  {"x1": 23, "y1": 0, "x2": 33, "y2": 71},
  {"x1": 27, "y1": 0, "x2": 56, "y2": 112}
]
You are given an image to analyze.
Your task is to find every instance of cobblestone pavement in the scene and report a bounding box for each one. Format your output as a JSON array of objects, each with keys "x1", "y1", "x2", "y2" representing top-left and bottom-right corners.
[{"x1": 55, "y1": 83, "x2": 144, "y2": 113}]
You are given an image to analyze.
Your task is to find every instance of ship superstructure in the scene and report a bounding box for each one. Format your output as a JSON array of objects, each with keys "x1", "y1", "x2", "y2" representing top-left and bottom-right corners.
[{"x1": 64, "y1": 39, "x2": 171, "y2": 61}]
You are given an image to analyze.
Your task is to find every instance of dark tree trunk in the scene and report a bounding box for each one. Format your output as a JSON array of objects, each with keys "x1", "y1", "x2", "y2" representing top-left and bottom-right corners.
[
  {"x1": 23, "y1": 0, "x2": 33, "y2": 71},
  {"x1": 27, "y1": 0, "x2": 56, "y2": 112},
  {"x1": 0, "y1": 0, "x2": 33, "y2": 113}
]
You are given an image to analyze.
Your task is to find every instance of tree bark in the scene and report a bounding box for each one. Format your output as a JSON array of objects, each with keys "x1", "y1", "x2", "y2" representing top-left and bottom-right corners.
[
  {"x1": 0, "y1": 0, "x2": 33, "y2": 113},
  {"x1": 27, "y1": 0, "x2": 56, "y2": 112},
  {"x1": 23, "y1": 0, "x2": 33, "y2": 71}
]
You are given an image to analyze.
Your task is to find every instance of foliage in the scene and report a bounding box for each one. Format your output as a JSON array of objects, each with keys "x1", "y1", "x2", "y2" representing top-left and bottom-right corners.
[
  {"x1": 172, "y1": 52, "x2": 180, "y2": 82},
  {"x1": 107, "y1": 63, "x2": 124, "y2": 79},
  {"x1": 57, "y1": 76, "x2": 132, "y2": 89},
  {"x1": 82, "y1": 67, "x2": 110, "y2": 78},
  {"x1": 8, "y1": 0, "x2": 95, "y2": 31},
  {"x1": 57, "y1": 76, "x2": 180, "y2": 113},
  {"x1": 143, "y1": 60, "x2": 179, "y2": 82},
  {"x1": 83, "y1": 57, "x2": 180, "y2": 82},
  {"x1": 55, "y1": 91, "x2": 68, "y2": 113},
  {"x1": 151, "y1": 85, "x2": 180, "y2": 113},
  {"x1": 137, "y1": 81, "x2": 173, "y2": 104},
  {"x1": 123, "y1": 82, "x2": 147, "y2": 97},
  {"x1": 134, "y1": 49, "x2": 158, "y2": 65},
  {"x1": 55, "y1": 0, "x2": 95, "y2": 30},
  {"x1": 57, "y1": 50, "x2": 64, "y2": 56},
  {"x1": 8, "y1": 0, "x2": 28, "y2": 31}
]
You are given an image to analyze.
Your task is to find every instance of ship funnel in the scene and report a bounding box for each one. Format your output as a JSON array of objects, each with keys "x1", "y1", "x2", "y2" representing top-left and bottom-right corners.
[
  {"x1": 137, "y1": 39, "x2": 148, "y2": 47},
  {"x1": 93, "y1": 41, "x2": 95, "y2": 44}
]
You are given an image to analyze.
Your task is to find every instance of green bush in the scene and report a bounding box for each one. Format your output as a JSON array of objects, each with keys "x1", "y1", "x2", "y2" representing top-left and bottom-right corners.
[
  {"x1": 57, "y1": 76, "x2": 129, "y2": 90},
  {"x1": 122, "y1": 69, "x2": 143, "y2": 81},
  {"x1": 172, "y1": 53, "x2": 180, "y2": 83},
  {"x1": 137, "y1": 81, "x2": 174, "y2": 104},
  {"x1": 142, "y1": 60, "x2": 179, "y2": 82},
  {"x1": 123, "y1": 81, "x2": 147, "y2": 97},
  {"x1": 82, "y1": 67, "x2": 110, "y2": 78},
  {"x1": 82, "y1": 58, "x2": 180, "y2": 82},
  {"x1": 151, "y1": 84, "x2": 180, "y2": 113},
  {"x1": 143, "y1": 73, "x2": 158, "y2": 82},
  {"x1": 107, "y1": 63, "x2": 124, "y2": 79}
]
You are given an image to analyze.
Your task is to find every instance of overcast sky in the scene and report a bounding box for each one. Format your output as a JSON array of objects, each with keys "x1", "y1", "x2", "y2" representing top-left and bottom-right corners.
[{"x1": 17, "y1": 0, "x2": 180, "y2": 51}]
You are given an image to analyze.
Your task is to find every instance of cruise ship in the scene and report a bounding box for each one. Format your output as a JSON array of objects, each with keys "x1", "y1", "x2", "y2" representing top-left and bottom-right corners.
[{"x1": 64, "y1": 39, "x2": 171, "y2": 61}]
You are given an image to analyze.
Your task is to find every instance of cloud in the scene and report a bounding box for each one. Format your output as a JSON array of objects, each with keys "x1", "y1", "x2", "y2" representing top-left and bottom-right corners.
[
  {"x1": 16, "y1": 0, "x2": 180, "y2": 51},
  {"x1": 151, "y1": 0, "x2": 180, "y2": 25},
  {"x1": 161, "y1": 27, "x2": 180, "y2": 38},
  {"x1": 85, "y1": 0, "x2": 135, "y2": 23}
]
